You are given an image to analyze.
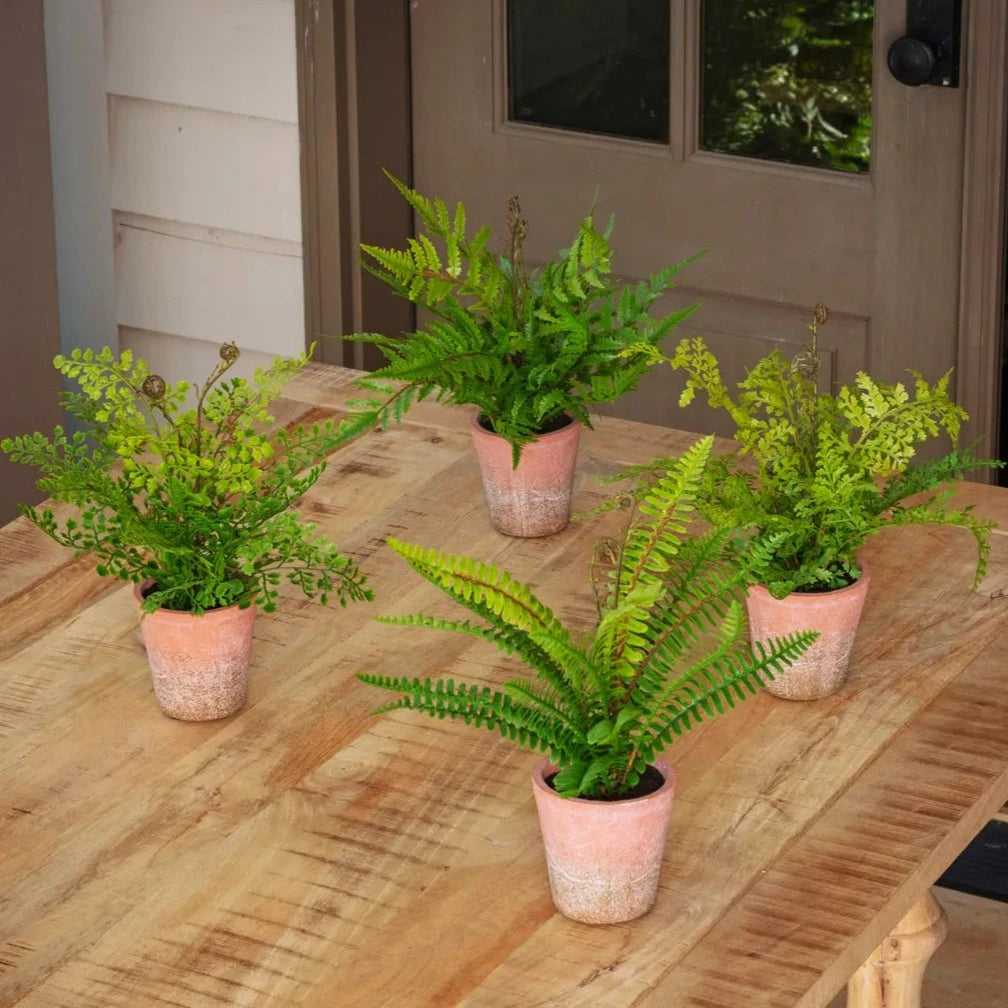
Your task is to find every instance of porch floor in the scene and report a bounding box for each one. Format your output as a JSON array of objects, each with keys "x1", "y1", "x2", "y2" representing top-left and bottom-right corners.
[{"x1": 827, "y1": 886, "x2": 1008, "y2": 1007}]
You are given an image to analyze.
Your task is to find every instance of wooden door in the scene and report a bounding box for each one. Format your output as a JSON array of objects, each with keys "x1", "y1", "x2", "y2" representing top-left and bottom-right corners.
[{"x1": 408, "y1": 1, "x2": 1001, "y2": 441}]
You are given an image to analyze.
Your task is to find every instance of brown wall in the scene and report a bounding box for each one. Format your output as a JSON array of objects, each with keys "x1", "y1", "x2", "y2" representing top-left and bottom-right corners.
[{"x1": 0, "y1": 2, "x2": 63, "y2": 524}]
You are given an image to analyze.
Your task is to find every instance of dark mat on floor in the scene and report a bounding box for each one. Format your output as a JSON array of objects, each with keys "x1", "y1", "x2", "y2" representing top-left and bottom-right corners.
[{"x1": 938, "y1": 820, "x2": 1008, "y2": 903}]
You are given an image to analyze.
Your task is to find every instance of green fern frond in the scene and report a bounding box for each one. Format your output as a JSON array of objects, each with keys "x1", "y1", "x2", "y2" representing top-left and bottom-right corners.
[
  {"x1": 618, "y1": 436, "x2": 713, "y2": 597},
  {"x1": 2, "y1": 344, "x2": 373, "y2": 614},
  {"x1": 639, "y1": 630, "x2": 817, "y2": 749},
  {"x1": 886, "y1": 503, "x2": 997, "y2": 588},
  {"x1": 652, "y1": 320, "x2": 1003, "y2": 594},
  {"x1": 362, "y1": 438, "x2": 816, "y2": 799},
  {"x1": 385, "y1": 538, "x2": 564, "y2": 635},
  {"x1": 340, "y1": 175, "x2": 703, "y2": 463}
]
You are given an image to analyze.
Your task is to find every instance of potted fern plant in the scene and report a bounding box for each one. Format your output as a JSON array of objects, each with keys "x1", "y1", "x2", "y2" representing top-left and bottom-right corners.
[
  {"x1": 2, "y1": 344, "x2": 373, "y2": 721},
  {"x1": 621, "y1": 306, "x2": 1000, "y2": 701},
  {"x1": 342, "y1": 171, "x2": 700, "y2": 538},
  {"x1": 359, "y1": 436, "x2": 816, "y2": 923}
]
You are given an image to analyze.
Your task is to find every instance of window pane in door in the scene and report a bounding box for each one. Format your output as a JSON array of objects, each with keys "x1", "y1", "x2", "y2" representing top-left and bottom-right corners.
[
  {"x1": 508, "y1": 0, "x2": 670, "y2": 144},
  {"x1": 701, "y1": 1, "x2": 873, "y2": 173}
]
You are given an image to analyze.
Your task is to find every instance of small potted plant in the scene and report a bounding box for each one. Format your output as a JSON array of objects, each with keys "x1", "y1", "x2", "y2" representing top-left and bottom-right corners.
[
  {"x1": 2, "y1": 344, "x2": 373, "y2": 721},
  {"x1": 343, "y1": 171, "x2": 701, "y2": 537},
  {"x1": 617, "y1": 306, "x2": 1001, "y2": 701},
  {"x1": 358, "y1": 436, "x2": 816, "y2": 923}
]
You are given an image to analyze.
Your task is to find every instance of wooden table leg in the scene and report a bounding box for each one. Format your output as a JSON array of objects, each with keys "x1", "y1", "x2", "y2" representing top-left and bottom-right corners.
[{"x1": 846, "y1": 890, "x2": 949, "y2": 1008}]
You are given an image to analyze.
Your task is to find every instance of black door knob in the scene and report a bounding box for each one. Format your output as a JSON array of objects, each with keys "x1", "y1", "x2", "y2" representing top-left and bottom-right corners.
[{"x1": 887, "y1": 36, "x2": 937, "y2": 86}]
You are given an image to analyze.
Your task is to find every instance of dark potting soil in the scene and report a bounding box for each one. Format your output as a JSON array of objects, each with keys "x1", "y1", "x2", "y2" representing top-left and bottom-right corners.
[
  {"x1": 478, "y1": 413, "x2": 572, "y2": 436},
  {"x1": 790, "y1": 565, "x2": 864, "y2": 595},
  {"x1": 545, "y1": 765, "x2": 666, "y2": 802},
  {"x1": 795, "y1": 580, "x2": 859, "y2": 595},
  {"x1": 140, "y1": 582, "x2": 235, "y2": 614}
]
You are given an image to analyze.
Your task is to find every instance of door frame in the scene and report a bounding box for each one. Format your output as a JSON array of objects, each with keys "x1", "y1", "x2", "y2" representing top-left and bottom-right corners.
[
  {"x1": 298, "y1": 1, "x2": 1008, "y2": 463},
  {"x1": 956, "y1": 4, "x2": 1008, "y2": 464},
  {"x1": 295, "y1": 0, "x2": 413, "y2": 369}
]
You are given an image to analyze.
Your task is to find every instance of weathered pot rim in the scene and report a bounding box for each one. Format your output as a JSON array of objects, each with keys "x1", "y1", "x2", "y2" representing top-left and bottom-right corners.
[
  {"x1": 747, "y1": 557, "x2": 871, "y2": 603},
  {"x1": 133, "y1": 580, "x2": 256, "y2": 620},
  {"x1": 531, "y1": 757, "x2": 675, "y2": 807},
  {"x1": 469, "y1": 411, "x2": 578, "y2": 444}
]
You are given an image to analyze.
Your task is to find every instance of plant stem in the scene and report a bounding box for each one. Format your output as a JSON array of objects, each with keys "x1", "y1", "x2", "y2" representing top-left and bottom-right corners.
[{"x1": 192, "y1": 355, "x2": 237, "y2": 492}]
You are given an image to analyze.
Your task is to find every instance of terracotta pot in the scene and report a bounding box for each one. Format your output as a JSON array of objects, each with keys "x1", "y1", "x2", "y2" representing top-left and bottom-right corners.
[
  {"x1": 134, "y1": 584, "x2": 256, "y2": 721},
  {"x1": 469, "y1": 413, "x2": 581, "y2": 537},
  {"x1": 531, "y1": 758, "x2": 676, "y2": 924},
  {"x1": 745, "y1": 561, "x2": 871, "y2": 701}
]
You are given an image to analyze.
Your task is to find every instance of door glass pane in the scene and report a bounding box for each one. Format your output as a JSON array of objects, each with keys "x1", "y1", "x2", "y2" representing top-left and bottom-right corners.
[
  {"x1": 508, "y1": 0, "x2": 670, "y2": 144},
  {"x1": 701, "y1": 1, "x2": 873, "y2": 173}
]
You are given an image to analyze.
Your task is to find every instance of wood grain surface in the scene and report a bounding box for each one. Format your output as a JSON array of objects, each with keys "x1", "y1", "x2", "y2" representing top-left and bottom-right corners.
[{"x1": 2, "y1": 363, "x2": 1008, "y2": 1008}]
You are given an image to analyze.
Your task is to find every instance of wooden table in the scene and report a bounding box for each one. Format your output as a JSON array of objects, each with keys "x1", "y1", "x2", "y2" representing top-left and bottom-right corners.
[{"x1": 3, "y1": 363, "x2": 1008, "y2": 1008}]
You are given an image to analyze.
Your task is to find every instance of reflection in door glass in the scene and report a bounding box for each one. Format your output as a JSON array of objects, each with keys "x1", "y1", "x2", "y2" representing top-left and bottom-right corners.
[
  {"x1": 702, "y1": 1, "x2": 873, "y2": 173},
  {"x1": 508, "y1": 0, "x2": 670, "y2": 143}
]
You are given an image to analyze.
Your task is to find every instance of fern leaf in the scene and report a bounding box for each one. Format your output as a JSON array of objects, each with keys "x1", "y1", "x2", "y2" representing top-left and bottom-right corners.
[{"x1": 385, "y1": 538, "x2": 564, "y2": 635}]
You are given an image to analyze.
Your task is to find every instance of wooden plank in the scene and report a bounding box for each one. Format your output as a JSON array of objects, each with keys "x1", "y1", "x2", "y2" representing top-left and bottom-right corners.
[
  {"x1": 379, "y1": 538, "x2": 1008, "y2": 1008},
  {"x1": 0, "y1": 422, "x2": 578, "y2": 1002},
  {"x1": 938, "y1": 480, "x2": 1008, "y2": 539},
  {"x1": 115, "y1": 224, "x2": 304, "y2": 356},
  {"x1": 104, "y1": 0, "x2": 299, "y2": 123},
  {"x1": 5, "y1": 522, "x2": 996, "y2": 1008},
  {"x1": 3, "y1": 373, "x2": 1008, "y2": 1006},
  {"x1": 110, "y1": 98, "x2": 301, "y2": 242},
  {"x1": 626, "y1": 625, "x2": 1008, "y2": 1007}
]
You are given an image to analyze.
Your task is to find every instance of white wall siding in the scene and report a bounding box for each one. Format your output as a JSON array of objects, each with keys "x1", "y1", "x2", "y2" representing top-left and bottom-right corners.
[
  {"x1": 116, "y1": 224, "x2": 304, "y2": 357},
  {"x1": 43, "y1": 0, "x2": 117, "y2": 356},
  {"x1": 104, "y1": 0, "x2": 298, "y2": 123},
  {"x1": 104, "y1": 0, "x2": 304, "y2": 373},
  {"x1": 110, "y1": 98, "x2": 302, "y2": 242},
  {"x1": 121, "y1": 328, "x2": 278, "y2": 391}
]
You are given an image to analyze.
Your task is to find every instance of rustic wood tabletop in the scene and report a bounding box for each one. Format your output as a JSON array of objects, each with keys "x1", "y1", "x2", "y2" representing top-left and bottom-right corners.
[{"x1": 2, "y1": 363, "x2": 1008, "y2": 1008}]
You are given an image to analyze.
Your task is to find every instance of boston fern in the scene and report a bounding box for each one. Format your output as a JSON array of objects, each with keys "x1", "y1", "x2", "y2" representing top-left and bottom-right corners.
[
  {"x1": 2, "y1": 344, "x2": 373, "y2": 614},
  {"x1": 624, "y1": 306, "x2": 1001, "y2": 597},
  {"x1": 359, "y1": 436, "x2": 816, "y2": 799},
  {"x1": 343, "y1": 172, "x2": 700, "y2": 463}
]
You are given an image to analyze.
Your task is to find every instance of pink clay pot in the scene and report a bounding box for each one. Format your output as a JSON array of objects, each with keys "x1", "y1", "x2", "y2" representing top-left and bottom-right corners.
[
  {"x1": 745, "y1": 561, "x2": 870, "y2": 701},
  {"x1": 531, "y1": 758, "x2": 676, "y2": 924},
  {"x1": 134, "y1": 583, "x2": 256, "y2": 721},
  {"x1": 470, "y1": 413, "x2": 581, "y2": 537}
]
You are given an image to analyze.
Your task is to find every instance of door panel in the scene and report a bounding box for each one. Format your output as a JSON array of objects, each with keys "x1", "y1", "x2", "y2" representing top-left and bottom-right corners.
[
  {"x1": 409, "y1": 0, "x2": 968, "y2": 438},
  {"x1": 605, "y1": 291, "x2": 861, "y2": 429}
]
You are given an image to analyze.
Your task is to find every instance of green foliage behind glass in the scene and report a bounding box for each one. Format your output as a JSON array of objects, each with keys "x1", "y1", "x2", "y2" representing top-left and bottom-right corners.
[
  {"x1": 2, "y1": 345, "x2": 373, "y2": 614},
  {"x1": 344, "y1": 172, "x2": 701, "y2": 465},
  {"x1": 359, "y1": 436, "x2": 815, "y2": 799},
  {"x1": 617, "y1": 309, "x2": 1001, "y2": 597},
  {"x1": 702, "y1": 0, "x2": 873, "y2": 173}
]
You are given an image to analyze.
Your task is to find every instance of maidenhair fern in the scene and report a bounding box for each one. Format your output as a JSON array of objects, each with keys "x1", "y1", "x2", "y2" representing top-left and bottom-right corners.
[
  {"x1": 359, "y1": 436, "x2": 816, "y2": 799},
  {"x1": 614, "y1": 306, "x2": 1001, "y2": 596},
  {"x1": 345, "y1": 172, "x2": 701, "y2": 464},
  {"x1": 2, "y1": 345, "x2": 373, "y2": 614}
]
